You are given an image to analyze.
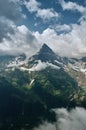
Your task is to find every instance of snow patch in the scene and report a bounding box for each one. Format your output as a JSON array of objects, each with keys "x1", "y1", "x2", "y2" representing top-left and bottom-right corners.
[
  {"x1": 30, "y1": 79, "x2": 35, "y2": 86},
  {"x1": 7, "y1": 56, "x2": 26, "y2": 68},
  {"x1": 55, "y1": 60, "x2": 63, "y2": 65}
]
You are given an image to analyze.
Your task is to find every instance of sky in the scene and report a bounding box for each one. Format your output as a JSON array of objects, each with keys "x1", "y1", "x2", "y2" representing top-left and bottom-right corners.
[{"x1": 0, "y1": 0, "x2": 86, "y2": 57}]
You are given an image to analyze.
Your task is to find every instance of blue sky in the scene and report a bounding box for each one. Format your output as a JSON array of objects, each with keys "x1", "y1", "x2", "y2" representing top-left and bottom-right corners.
[
  {"x1": 22, "y1": 0, "x2": 83, "y2": 32},
  {"x1": 0, "y1": 0, "x2": 86, "y2": 57}
]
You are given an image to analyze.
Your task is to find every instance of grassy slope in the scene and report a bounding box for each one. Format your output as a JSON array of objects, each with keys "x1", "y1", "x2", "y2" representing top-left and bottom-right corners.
[{"x1": 0, "y1": 67, "x2": 86, "y2": 129}]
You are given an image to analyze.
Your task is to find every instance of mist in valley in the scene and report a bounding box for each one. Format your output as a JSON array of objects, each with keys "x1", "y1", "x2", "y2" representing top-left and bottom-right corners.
[{"x1": 33, "y1": 107, "x2": 86, "y2": 130}]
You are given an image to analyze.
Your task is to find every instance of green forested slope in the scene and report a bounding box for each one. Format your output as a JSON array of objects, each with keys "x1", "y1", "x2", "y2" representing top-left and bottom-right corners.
[{"x1": 0, "y1": 67, "x2": 86, "y2": 130}]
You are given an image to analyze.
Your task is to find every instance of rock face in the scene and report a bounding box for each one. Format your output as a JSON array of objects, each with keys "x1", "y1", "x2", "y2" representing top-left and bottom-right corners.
[
  {"x1": 37, "y1": 43, "x2": 57, "y2": 62},
  {"x1": 27, "y1": 43, "x2": 64, "y2": 70}
]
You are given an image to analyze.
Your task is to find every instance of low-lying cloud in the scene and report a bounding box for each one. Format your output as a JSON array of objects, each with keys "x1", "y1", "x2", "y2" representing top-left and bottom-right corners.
[
  {"x1": 28, "y1": 60, "x2": 60, "y2": 71},
  {"x1": 33, "y1": 107, "x2": 86, "y2": 130}
]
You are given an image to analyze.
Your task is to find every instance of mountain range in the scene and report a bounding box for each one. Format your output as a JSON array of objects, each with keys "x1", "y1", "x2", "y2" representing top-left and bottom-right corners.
[
  {"x1": 1, "y1": 43, "x2": 86, "y2": 73},
  {"x1": 0, "y1": 43, "x2": 86, "y2": 130},
  {"x1": 1, "y1": 43, "x2": 86, "y2": 88}
]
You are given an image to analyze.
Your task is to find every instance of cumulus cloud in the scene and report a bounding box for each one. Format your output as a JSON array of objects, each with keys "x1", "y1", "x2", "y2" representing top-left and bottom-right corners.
[
  {"x1": 50, "y1": 24, "x2": 72, "y2": 33},
  {"x1": 0, "y1": 25, "x2": 39, "y2": 57},
  {"x1": 0, "y1": 0, "x2": 25, "y2": 41},
  {"x1": 0, "y1": 0, "x2": 26, "y2": 42},
  {"x1": 59, "y1": 0, "x2": 86, "y2": 13},
  {"x1": 55, "y1": 107, "x2": 86, "y2": 130},
  {"x1": 0, "y1": 0, "x2": 39, "y2": 57},
  {"x1": 34, "y1": 20, "x2": 86, "y2": 58},
  {"x1": 33, "y1": 107, "x2": 86, "y2": 130},
  {"x1": 24, "y1": 0, "x2": 59, "y2": 22},
  {"x1": 0, "y1": 0, "x2": 86, "y2": 58}
]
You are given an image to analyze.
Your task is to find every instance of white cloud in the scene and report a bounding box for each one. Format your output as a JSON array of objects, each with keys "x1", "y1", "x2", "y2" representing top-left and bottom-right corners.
[
  {"x1": 36, "y1": 8, "x2": 59, "y2": 21},
  {"x1": 59, "y1": 0, "x2": 86, "y2": 13},
  {"x1": 24, "y1": 0, "x2": 59, "y2": 21},
  {"x1": 24, "y1": 0, "x2": 40, "y2": 13},
  {"x1": 0, "y1": 25, "x2": 39, "y2": 57},
  {"x1": 0, "y1": 0, "x2": 39, "y2": 57},
  {"x1": 34, "y1": 122, "x2": 56, "y2": 130},
  {"x1": 29, "y1": 60, "x2": 48, "y2": 71},
  {"x1": 28, "y1": 60, "x2": 60, "y2": 71},
  {"x1": 34, "y1": 107, "x2": 86, "y2": 130},
  {"x1": 51, "y1": 24, "x2": 72, "y2": 33},
  {"x1": 55, "y1": 107, "x2": 86, "y2": 130},
  {"x1": 34, "y1": 20, "x2": 86, "y2": 58},
  {"x1": 0, "y1": 0, "x2": 86, "y2": 59},
  {"x1": 0, "y1": 0, "x2": 26, "y2": 41}
]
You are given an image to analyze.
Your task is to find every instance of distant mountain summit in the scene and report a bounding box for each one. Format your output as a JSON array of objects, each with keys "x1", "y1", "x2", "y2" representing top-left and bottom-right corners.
[
  {"x1": 38, "y1": 43, "x2": 55, "y2": 55},
  {"x1": 29, "y1": 43, "x2": 60, "y2": 63},
  {"x1": 26, "y1": 43, "x2": 64, "y2": 71},
  {"x1": 37, "y1": 43, "x2": 57, "y2": 62}
]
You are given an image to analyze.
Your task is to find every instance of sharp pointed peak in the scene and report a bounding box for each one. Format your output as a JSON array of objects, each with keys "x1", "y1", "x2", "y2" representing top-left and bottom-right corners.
[
  {"x1": 42, "y1": 43, "x2": 49, "y2": 47},
  {"x1": 35, "y1": 43, "x2": 57, "y2": 62},
  {"x1": 40, "y1": 43, "x2": 53, "y2": 53},
  {"x1": 41, "y1": 43, "x2": 51, "y2": 49}
]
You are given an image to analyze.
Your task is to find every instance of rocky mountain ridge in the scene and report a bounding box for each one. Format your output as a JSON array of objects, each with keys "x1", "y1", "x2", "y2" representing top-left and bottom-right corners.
[
  {"x1": 1, "y1": 43, "x2": 86, "y2": 88},
  {"x1": 0, "y1": 43, "x2": 86, "y2": 73}
]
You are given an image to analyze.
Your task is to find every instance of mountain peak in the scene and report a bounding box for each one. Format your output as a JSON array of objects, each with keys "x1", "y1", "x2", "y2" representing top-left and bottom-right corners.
[
  {"x1": 41, "y1": 43, "x2": 51, "y2": 50},
  {"x1": 37, "y1": 43, "x2": 57, "y2": 62},
  {"x1": 39, "y1": 43, "x2": 54, "y2": 54},
  {"x1": 42, "y1": 43, "x2": 48, "y2": 47}
]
